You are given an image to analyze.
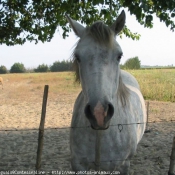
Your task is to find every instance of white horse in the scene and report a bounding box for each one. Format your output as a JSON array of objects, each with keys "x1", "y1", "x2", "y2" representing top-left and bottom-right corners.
[
  {"x1": 0, "y1": 77, "x2": 3, "y2": 89},
  {"x1": 67, "y1": 10, "x2": 146, "y2": 175}
]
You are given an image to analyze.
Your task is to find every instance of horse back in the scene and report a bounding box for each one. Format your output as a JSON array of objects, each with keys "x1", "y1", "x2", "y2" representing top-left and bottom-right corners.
[
  {"x1": 120, "y1": 70, "x2": 146, "y2": 143},
  {"x1": 0, "y1": 77, "x2": 3, "y2": 82},
  {"x1": 0, "y1": 77, "x2": 3, "y2": 88},
  {"x1": 120, "y1": 70, "x2": 140, "y2": 90}
]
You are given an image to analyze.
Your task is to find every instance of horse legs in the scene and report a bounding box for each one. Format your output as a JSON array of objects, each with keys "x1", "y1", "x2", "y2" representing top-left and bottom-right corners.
[
  {"x1": 115, "y1": 160, "x2": 130, "y2": 175},
  {"x1": 71, "y1": 157, "x2": 89, "y2": 172}
]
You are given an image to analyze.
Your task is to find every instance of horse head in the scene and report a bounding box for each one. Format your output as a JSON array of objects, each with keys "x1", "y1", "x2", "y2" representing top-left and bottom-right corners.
[{"x1": 67, "y1": 11, "x2": 126, "y2": 130}]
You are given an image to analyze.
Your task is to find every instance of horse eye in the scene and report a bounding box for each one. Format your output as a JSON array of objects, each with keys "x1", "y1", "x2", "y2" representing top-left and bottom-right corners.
[
  {"x1": 117, "y1": 54, "x2": 123, "y2": 61},
  {"x1": 75, "y1": 54, "x2": 81, "y2": 63}
]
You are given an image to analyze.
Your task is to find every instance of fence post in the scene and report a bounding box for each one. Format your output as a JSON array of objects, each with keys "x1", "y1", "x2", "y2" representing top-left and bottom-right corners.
[
  {"x1": 145, "y1": 101, "x2": 150, "y2": 133},
  {"x1": 168, "y1": 136, "x2": 175, "y2": 175},
  {"x1": 95, "y1": 130, "x2": 102, "y2": 171},
  {"x1": 35, "y1": 85, "x2": 49, "y2": 173}
]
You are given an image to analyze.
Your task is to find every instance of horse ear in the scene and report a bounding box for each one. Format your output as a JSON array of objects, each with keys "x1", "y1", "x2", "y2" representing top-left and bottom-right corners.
[
  {"x1": 66, "y1": 15, "x2": 85, "y2": 38},
  {"x1": 111, "y1": 10, "x2": 126, "y2": 35}
]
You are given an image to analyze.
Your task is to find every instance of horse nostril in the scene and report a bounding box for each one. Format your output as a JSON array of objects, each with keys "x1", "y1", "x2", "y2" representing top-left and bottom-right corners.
[
  {"x1": 107, "y1": 103, "x2": 114, "y2": 118},
  {"x1": 84, "y1": 103, "x2": 93, "y2": 120},
  {"x1": 84, "y1": 103, "x2": 95, "y2": 121}
]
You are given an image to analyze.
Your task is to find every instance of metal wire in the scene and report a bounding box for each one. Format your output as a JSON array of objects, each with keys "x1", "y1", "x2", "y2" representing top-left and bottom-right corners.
[{"x1": 0, "y1": 119, "x2": 175, "y2": 132}]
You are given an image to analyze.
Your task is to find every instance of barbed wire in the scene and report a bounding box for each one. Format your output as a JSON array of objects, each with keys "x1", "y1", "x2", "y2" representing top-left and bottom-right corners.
[{"x1": 0, "y1": 119, "x2": 175, "y2": 132}]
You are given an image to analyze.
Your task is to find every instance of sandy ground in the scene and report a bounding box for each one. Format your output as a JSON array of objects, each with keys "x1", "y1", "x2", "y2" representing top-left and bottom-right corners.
[{"x1": 0, "y1": 82, "x2": 175, "y2": 175}]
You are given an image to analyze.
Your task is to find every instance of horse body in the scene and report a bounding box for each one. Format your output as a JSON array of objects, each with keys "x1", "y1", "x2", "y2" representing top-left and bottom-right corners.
[
  {"x1": 0, "y1": 77, "x2": 3, "y2": 89},
  {"x1": 67, "y1": 11, "x2": 146, "y2": 174},
  {"x1": 70, "y1": 70, "x2": 146, "y2": 173}
]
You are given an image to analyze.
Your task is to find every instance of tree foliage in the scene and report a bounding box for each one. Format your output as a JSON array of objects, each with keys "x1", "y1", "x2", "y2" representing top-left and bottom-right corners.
[
  {"x1": 10, "y1": 62, "x2": 26, "y2": 73},
  {"x1": 34, "y1": 64, "x2": 49, "y2": 72},
  {"x1": 123, "y1": 56, "x2": 141, "y2": 69},
  {"x1": 1, "y1": 0, "x2": 175, "y2": 45},
  {"x1": 50, "y1": 60, "x2": 72, "y2": 72},
  {"x1": 0, "y1": 65, "x2": 8, "y2": 74}
]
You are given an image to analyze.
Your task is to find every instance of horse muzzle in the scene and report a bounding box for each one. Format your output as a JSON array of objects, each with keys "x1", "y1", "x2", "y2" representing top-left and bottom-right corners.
[{"x1": 84, "y1": 101, "x2": 114, "y2": 130}]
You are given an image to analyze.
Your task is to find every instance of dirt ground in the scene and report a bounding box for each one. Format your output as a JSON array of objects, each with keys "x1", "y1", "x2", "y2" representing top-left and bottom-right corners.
[{"x1": 0, "y1": 80, "x2": 175, "y2": 175}]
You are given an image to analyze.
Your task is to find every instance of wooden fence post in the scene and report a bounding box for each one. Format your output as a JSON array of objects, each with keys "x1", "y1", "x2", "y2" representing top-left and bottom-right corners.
[
  {"x1": 168, "y1": 136, "x2": 175, "y2": 175},
  {"x1": 145, "y1": 101, "x2": 150, "y2": 133},
  {"x1": 95, "y1": 130, "x2": 102, "y2": 171},
  {"x1": 35, "y1": 85, "x2": 49, "y2": 172}
]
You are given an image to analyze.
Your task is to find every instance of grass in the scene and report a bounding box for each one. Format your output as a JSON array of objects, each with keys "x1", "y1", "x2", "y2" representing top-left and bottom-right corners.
[
  {"x1": 128, "y1": 69, "x2": 175, "y2": 102},
  {"x1": 0, "y1": 72, "x2": 81, "y2": 103},
  {"x1": 0, "y1": 69, "x2": 175, "y2": 102}
]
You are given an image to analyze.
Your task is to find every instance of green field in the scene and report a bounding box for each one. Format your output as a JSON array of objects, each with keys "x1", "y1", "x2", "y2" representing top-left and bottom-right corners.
[
  {"x1": 1, "y1": 69, "x2": 175, "y2": 102},
  {"x1": 128, "y1": 69, "x2": 175, "y2": 102}
]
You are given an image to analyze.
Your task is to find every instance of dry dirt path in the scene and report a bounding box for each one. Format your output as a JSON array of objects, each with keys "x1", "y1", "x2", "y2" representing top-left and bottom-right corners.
[{"x1": 0, "y1": 83, "x2": 175, "y2": 174}]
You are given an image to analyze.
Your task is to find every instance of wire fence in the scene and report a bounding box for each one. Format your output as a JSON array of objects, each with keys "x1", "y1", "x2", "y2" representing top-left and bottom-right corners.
[
  {"x1": 0, "y1": 119, "x2": 175, "y2": 132},
  {"x1": 0, "y1": 119, "x2": 175, "y2": 171}
]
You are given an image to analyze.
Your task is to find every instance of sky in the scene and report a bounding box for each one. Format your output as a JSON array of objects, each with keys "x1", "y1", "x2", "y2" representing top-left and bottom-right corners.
[{"x1": 1, "y1": 10, "x2": 175, "y2": 69}]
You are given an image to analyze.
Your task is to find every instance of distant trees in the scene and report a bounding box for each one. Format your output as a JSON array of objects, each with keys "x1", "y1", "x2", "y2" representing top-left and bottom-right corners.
[
  {"x1": 2, "y1": 60, "x2": 73, "y2": 74},
  {"x1": 33, "y1": 60, "x2": 72, "y2": 72},
  {"x1": 34, "y1": 64, "x2": 49, "y2": 72},
  {"x1": 0, "y1": 65, "x2": 8, "y2": 74},
  {"x1": 121, "y1": 56, "x2": 141, "y2": 69},
  {"x1": 50, "y1": 60, "x2": 72, "y2": 72},
  {"x1": 10, "y1": 63, "x2": 26, "y2": 73}
]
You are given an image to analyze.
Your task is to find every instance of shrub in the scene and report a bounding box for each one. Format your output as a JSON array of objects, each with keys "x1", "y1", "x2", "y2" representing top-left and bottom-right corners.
[
  {"x1": 0, "y1": 65, "x2": 8, "y2": 74},
  {"x1": 34, "y1": 64, "x2": 49, "y2": 72},
  {"x1": 10, "y1": 63, "x2": 26, "y2": 73},
  {"x1": 123, "y1": 56, "x2": 141, "y2": 69}
]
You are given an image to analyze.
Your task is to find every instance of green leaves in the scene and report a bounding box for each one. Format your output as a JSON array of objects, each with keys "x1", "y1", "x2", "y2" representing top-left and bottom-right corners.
[
  {"x1": 122, "y1": 27, "x2": 141, "y2": 40},
  {"x1": 145, "y1": 15, "x2": 153, "y2": 28},
  {"x1": 121, "y1": 0, "x2": 175, "y2": 30},
  {"x1": 0, "y1": 0, "x2": 175, "y2": 45}
]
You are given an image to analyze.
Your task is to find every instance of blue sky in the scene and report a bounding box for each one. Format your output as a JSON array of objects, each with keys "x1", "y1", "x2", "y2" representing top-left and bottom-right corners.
[{"x1": 1, "y1": 10, "x2": 175, "y2": 69}]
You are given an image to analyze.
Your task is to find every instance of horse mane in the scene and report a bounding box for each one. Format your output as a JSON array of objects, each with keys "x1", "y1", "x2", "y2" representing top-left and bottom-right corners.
[
  {"x1": 71, "y1": 21, "x2": 129, "y2": 105},
  {"x1": 117, "y1": 75, "x2": 130, "y2": 106}
]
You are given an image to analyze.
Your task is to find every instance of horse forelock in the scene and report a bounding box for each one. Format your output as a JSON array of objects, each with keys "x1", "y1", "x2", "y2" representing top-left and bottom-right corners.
[{"x1": 87, "y1": 21, "x2": 114, "y2": 48}]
